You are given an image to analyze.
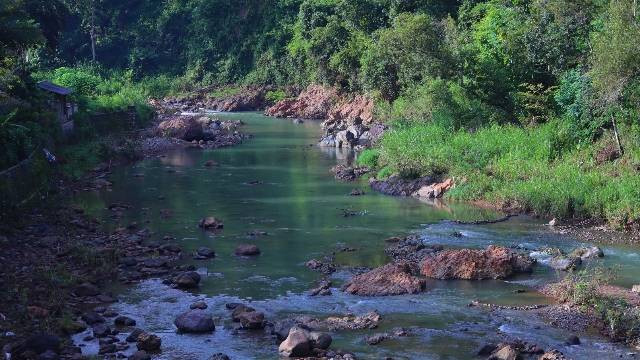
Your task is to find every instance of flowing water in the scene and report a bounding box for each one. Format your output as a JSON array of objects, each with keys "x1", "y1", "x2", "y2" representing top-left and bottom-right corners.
[{"x1": 73, "y1": 112, "x2": 640, "y2": 359}]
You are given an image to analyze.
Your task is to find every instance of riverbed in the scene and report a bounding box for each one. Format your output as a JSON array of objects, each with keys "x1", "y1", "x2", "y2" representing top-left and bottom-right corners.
[{"x1": 73, "y1": 112, "x2": 639, "y2": 359}]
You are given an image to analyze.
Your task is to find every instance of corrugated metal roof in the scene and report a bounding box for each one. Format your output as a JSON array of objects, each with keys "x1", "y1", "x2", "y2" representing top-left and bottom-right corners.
[{"x1": 37, "y1": 81, "x2": 73, "y2": 95}]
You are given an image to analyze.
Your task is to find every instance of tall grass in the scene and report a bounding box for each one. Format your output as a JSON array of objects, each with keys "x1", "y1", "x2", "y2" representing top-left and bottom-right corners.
[{"x1": 373, "y1": 120, "x2": 640, "y2": 227}]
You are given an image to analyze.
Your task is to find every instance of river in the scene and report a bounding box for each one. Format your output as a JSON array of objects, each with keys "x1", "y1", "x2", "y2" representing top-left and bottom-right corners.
[{"x1": 72, "y1": 112, "x2": 639, "y2": 359}]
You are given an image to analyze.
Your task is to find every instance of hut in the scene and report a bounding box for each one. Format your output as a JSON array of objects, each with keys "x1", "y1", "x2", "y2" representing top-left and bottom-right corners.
[{"x1": 37, "y1": 81, "x2": 77, "y2": 135}]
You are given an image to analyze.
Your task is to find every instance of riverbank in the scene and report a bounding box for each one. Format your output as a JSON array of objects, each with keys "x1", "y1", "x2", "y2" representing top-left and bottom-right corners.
[
  {"x1": 0, "y1": 102, "x2": 252, "y2": 359},
  {"x1": 2, "y1": 91, "x2": 639, "y2": 360}
]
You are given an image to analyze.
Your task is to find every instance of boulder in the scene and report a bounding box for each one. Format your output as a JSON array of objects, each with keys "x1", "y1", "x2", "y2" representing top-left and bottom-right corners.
[
  {"x1": 174, "y1": 271, "x2": 201, "y2": 289},
  {"x1": 136, "y1": 332, "x2": 161, "y2": 351},
  {"x1": 278, "y1": 326, "x2": 311, "y2": 358},
  {"x1": 234, "y1": 244, "x2": 260, "y2": 256},
  {"x1": 369, "y1": 175, "x2": 436, "y2": 197},
  {"x1": 237, "y1": 311, "x2": 265, "y2": 330},
  {"x1": 421, "y1": 245, "x2": 535, "y2": 280},
  {"x1": 174, "y1": 310, "x2": 215, "y2": 333},
  {"x1": 412, "y1": 178, "x2": 454, "y2": 199},
  {"x1": 157, "y1": 116, "x2": 203, "y2": 141},
  {"x1": 198, "y1": 217, "x2": 223, "y2": 230},
  {"x1": 343, "y1": 262, "x2": 425, "y2": 296}
]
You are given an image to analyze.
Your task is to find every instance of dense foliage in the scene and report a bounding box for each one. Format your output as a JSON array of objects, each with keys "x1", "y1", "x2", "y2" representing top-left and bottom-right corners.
[{"x1": 1, "y1": 0, "x2": 640, "y2": 225}]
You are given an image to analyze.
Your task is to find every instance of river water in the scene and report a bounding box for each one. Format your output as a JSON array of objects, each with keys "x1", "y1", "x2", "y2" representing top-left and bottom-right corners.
[{"x1": 73, "y1": 112, "x2": 639, "y2": 359}]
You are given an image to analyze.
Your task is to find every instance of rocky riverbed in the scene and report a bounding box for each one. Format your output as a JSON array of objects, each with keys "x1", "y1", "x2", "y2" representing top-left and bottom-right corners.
[{"x1": 3, "y1": 109, "x2": 640, "y2": 360}]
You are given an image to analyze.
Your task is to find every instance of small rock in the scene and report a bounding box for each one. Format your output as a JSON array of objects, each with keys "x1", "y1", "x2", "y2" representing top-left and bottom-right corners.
[
  {"x1": 476, "y1": 344, "x2": 498, "y2": 356},
  {"x1": 37, "y1": 350, "x2": 58, "y2": 360},
  {"x1": 114, "y1": 316, "x2": 136, "y2": 327},
  {"x1": 209, "y1": 354, "x2": 230, "y2": 360},
  {"x1": 190, "y1": 301, "x2": 208, "y2": 310},
  {"x1": 365, "y1": 333, "x2": 388, "y2": 345},
  {"x1": 99, "y1": 343, "x2": 116, "y2": 354},
  {"x1": 549, "y1": 256, "x2": 581, "y2": 271},
  {"x1": 231, "y1": 305, "x2": 256, "y2": 322},
  {"x1": 309, "y1": 331, "x2": 332, "y2": 350},
  {"x1": 234, "y1": 244, "x2": 260, "y2": 256},
  {"x1": 490, "y1": 344, "x2": 519, "y2": 360},
  {"x1": 548, "y1": 218, "x2": 558, "y2": 227},
  {"x1": 136, "y1": 332, "x2": 161, "y2": 351},
  {"x1": 565, "y1": 335, "x2": 580, "y2": 345},
  {"x1": 195, "y1": 247, "x2": 216, "y2": 259},
  {"x1": 199, "y1": 217, "x2": 223, "y2": 229},
  {"x1": 27, "y1": 306, "x2": 50, "y2": 319},
  {"x1": 74, "y1": 283, "x2": 100, "y2": 297},
  {"x1": 129, "y1": 350, "x2": 151, "y2": 360},
  {"x1": 126, "y1": 329, "x2": 144, "y2": 343},
  {"x1": 92, "y1": 324, "x2": 112, "y2": 338},
  {"x1": 349, "y1": 189, "x2": 365, "y2": 196},
  {"x1": 569, "y1": 246, "x2": 604, "y2": 261},
  {"x1": 81, "y1": 312, "x2": 105, "y2": 325},
  {"x1": 237, "y1": 311, "x2": 265, "y2": 330}
]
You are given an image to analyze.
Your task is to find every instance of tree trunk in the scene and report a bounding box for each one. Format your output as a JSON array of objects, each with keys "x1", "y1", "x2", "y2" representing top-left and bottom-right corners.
[
  {"x1": 90, "y1": 28, "x2": 96, "y2": 62},
  {"x1": 612, "y1": 114, "x2": 624, "y2": 156}
]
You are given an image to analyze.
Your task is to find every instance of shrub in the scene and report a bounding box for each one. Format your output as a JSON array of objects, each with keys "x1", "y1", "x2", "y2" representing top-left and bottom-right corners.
[{"x1": 265, "y1": 89, "x2": 287, "y2": 103}]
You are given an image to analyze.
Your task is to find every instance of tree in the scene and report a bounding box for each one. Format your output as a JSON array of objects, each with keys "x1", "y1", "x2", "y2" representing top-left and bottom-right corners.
[{"x1": 591, "y1": 0, "x2": 640, "y2": 105}]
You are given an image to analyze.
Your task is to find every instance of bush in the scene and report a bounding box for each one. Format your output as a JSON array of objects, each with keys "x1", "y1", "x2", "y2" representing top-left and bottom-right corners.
[
  {"x1": 47, "y1": 66, "x2": 102, "y2": 97},
  {"x1": 265, "y1": 89, "x2": 287, "y2": 103}
]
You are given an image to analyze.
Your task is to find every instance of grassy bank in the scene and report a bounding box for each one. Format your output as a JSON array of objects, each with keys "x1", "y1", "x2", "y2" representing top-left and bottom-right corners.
[
  {"x1": 360, "y1": 120, "x2": 640, "y2": 229},
  {"x1": 546, "y1": 267, "x2": 640, "y2": 342}
]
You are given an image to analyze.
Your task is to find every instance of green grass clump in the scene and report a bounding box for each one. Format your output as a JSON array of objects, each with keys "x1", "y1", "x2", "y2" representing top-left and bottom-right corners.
[
  {"x1": 356, "y1": 148, "x2": 380, "y2": 168},
  {"x1": 265, "y1": 89, "x2": 287, "y2": 103},
  {"x1": 375, "y1": 120, "x2": 640, "y2": 227},
  {"x1": 210, "y1": 86, "x2": 242, "y2": 99}
]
